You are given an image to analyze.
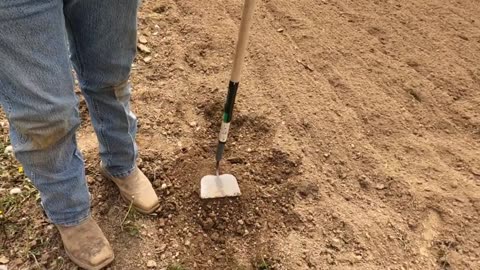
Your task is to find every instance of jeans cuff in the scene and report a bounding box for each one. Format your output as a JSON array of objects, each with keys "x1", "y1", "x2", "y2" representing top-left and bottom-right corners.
[
  {"x1": 48, "y1": 208, "x2": 90, "y2": 227},
  {"x1": 109, "y1": 164, "x2": 136, "y2": 178}
]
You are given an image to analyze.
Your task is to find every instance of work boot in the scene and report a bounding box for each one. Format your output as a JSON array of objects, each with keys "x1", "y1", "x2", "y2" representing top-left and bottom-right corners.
[
  {"x1": 56, "y1": 216, "x2": 114, "y2": 270},
  {"x1": 100, "y1": 165, "x2": 160, "y2": 214}
]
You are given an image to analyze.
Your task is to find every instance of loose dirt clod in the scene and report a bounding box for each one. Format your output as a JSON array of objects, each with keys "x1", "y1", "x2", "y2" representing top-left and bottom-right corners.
[
  {"x1": 147, "y1": 260, "x2": 157, "y2": 268},
  {"x1": 0, "y1": 255, "x2": 9, "y2": 264},
  {"x1": 3, "y1": 146, "x2": 12, "y2": 155},
  {"x1": 9, "y1": 187, "x2": 21, "y2": 195},
  {"x1": 138, "y1": 35, "x2": 148, "y2": 44},
  {"x1": 137, "y1": 44, "x2": 151, "y2": 54}
]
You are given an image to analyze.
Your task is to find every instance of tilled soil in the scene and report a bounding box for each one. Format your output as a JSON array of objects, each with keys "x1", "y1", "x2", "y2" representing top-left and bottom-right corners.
[{"x1": 1, "y1": 0, "x2": 480, "y2": 269}]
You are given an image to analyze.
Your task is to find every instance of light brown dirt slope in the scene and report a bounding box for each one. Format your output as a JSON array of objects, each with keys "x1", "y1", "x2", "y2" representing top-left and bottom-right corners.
[{"x1": 1, "y1": 0, "x2": 479, "y2": 269}]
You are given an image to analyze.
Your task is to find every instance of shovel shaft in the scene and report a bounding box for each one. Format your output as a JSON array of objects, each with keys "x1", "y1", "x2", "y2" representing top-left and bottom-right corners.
[
  {"x1": 230, "y1": 0, "x2": 256, "y2": 82},
  {"x1": 215, "y1": 0, "x2": 256, "y2": 164},
  {"x1": 216, "y1": 81, "x2": 238, "y2": 164}
]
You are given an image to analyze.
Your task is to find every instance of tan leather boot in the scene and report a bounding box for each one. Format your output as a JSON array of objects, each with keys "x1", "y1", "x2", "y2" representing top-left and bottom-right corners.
[
  {"x1": 56, "y1": 216, "x2": 114, "y2": 270},
  {"x1": 100, "y1": 165, "x2": 160, "y2": 214}
]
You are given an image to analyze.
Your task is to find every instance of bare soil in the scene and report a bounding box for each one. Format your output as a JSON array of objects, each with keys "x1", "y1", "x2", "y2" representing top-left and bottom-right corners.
[{"x1": 1, "y1": 0, "x2": 480, "y2": 269}]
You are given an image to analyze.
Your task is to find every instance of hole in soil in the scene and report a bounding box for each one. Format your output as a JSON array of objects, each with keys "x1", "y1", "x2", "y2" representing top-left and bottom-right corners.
[
  {"x1": 153, "y1": 5, "x2": 169, "y2": 14},
  {"x1": 233, "y1": 114, "x2": 272, "y2": 137},
  {"x1": 199, "y1": 99, "x2": 274, "y2": 143},
  {"x1": 149, "y1": 142, "x2": 303, "y2": 268}
]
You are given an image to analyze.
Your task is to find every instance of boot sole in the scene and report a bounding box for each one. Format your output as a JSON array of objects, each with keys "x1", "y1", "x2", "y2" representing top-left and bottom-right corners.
[{"x1": 65, "y1": 248, "x2": 114, "y2": 270}]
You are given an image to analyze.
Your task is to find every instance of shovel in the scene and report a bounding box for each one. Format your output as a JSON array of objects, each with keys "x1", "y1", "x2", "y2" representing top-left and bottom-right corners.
[{"x1": 200, "y1": 0, "x2": 256, "y2": 199}]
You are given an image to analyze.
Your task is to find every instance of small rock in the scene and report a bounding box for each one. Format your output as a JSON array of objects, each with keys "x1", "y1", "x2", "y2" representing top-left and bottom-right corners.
[
  {"x1": 159, "y1": 218, "x2": 166, "y2": 227},
  {"x1": 157, "y1": 244, "x2": 167, "y2": 253},
  {"x1": 86, "y1": 176, "x2": 94, "y2": 184},
  {"x1": 329, "y1": 238, "x2": 343, "y2": 250},
  {"x1": 210, "y1": 232, "x2": 220, "y2": 241},
  {"x1": 407, "y1": 220, "x2": 417, "y2": 229},
  {"x1": 185, "y1": 240, "x2": 190, "y2": 246},
  {"x1": 160, "y1": 183, "x2": 167, "y2": 190},
  {"x1": 137, "y1": 44, "x2": 151, "y2": 53},
  {"x1": 0, "y1": 121, "x2": 9, "y2": 129},
  {"x1": 3, "y1": 145, "x2": 13, "y2": 154},
  {"x1": 147, "y1": 260, "x2": 157, "y2": 268},
  {"x1": 143, "y1": 56, "x2": 152, "y2": 63},
  {"x1": 450, "y1": 181, "x2": 458, "y2": 189},
  {"x1": 138, "y1": 35, "x2": 148, "y2": 44},
  {"x1": 202, "y1": 217, "x2": 214, "y2": 230},
  {"x1": 375, "y1": 183, "x2": 386, "y2": 190},
  {"x1": 0, "y1": 255, "x2": 9, "y2": 264},
  {"x1": 9, "y1": 187, "x2": 21, "y2": 195},
  {"x1": 247, "y1": 148, "x2": 252, "y2": 153},
  {"x1": 40, "y1": 253, "x2": 50, "y2": 264},
  {"x1": 238, "y1": 219, "x2": 244, "y2": 225},
  {"x1": 277, "y1": 28, "x2": 284, "y2": 32},
  {"x1": 358, "y1": 175, "x2": 371, "y2": 189},
  {"x1": 189, "y1": 121, "x2": 197, "y2": 127}
]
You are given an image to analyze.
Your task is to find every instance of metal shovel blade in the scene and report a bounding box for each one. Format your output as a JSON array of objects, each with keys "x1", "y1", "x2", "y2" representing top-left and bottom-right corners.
[{"x1": 200, "y1": 174, "x2": 241, "y2": 199}]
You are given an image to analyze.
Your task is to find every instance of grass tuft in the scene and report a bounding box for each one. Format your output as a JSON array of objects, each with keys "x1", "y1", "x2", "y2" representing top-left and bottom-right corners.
[{"x1": 167, "y1": 263, "x2": 187, "y2": 270}]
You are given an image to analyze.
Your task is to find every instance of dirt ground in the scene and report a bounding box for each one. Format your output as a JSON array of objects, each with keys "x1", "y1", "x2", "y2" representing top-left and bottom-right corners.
[{"x1": 1, "y1": 0, "x2": 480, "y2": 269}]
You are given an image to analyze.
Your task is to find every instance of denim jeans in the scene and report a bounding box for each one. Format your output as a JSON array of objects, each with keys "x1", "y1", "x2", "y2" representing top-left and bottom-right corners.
[{"x1": 0, "y1": 0, "x2": 139, "y2": 226}]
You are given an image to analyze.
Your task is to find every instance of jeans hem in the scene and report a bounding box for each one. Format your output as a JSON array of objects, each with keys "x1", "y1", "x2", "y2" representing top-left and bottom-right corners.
[
  {"x1": 50, "y1": 209, "x2": 90, "y2": 227},
  {"x1": 110, "y1": 164, "x2": 136, "y2": 179}
]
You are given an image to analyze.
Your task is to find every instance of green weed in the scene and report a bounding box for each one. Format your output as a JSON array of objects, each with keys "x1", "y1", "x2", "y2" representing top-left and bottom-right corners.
[
  {"x1": 167, "y1": 263, "x2": 187, "y2": 270},
  {"x1": 255, "y1": 257, "x2": 272, "y2": 270}
]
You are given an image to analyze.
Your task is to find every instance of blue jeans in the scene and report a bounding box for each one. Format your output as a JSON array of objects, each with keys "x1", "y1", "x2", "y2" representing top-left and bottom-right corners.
[{"x1": 0, "y1": 0, "x2": 139, "y2": 226}]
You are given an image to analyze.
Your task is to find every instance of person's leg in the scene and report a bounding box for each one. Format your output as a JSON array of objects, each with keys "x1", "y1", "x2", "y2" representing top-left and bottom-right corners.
[
  {"x1": 63, "y1": 0, "x2": 139, "y2": 177},
  {"x1": 0, "y1": 0, "x2": 89, "y2": 226},
  {"x1": 0, "y1": 1, "x2": 114, "y2": 269},
  {"x1": 63, "y1": 0, "x2": 159, "y2": 213}
]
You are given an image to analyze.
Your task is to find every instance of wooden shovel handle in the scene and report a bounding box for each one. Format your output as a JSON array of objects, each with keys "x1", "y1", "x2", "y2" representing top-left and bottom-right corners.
[
  {"x1": 230, "y1": 0, "x2": 256, "y2": 82},
  {"x1": 215, "y1": 0, "x2": 256, "y2": 165}
]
